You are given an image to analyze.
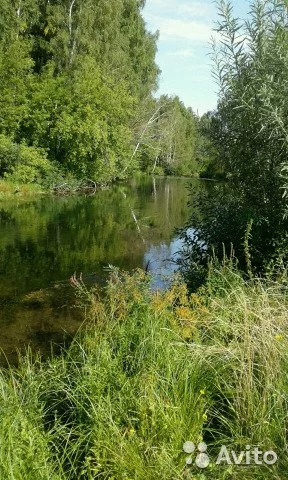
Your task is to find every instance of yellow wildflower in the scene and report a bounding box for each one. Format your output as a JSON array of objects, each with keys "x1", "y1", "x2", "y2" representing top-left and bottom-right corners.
[
  {"x1": 176, "y1": 306, "x2": 196, "y2": 323},
  {"x1": 190, "y1": 293, "x2": 204, "y2": 306},
  {"x1": 182, "y1": 326, "x2": 195, "y2": 340},
  {"x1": 275, "y1": 334, "x2": 283, "y2": 341}
]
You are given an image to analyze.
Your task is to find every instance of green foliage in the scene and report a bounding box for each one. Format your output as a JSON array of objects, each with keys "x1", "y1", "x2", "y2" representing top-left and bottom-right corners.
[
  {"x1": 136, "y1": 95, "x2": 201, "y2": 176},
  {"x1": 0, "y1": 0, "x2": 207, "y2": 184},
  {"x1": 8, "y1": 145, "x2": 56, "y2": 185},
  {"x1": 212, "y1": 0, "x2": 288, "y2": 202},
  {"x1": 49, "y1": 59, "x2": 134, "y2": 181},
  {"x1": 1, "y1": 268, "x2": 288, "y2": 478},
  {"x1": 180, "y1": 178, "x2": 288, "y2": 291},
  {"x1": 197, "y1": 113, "x2": 224, "y2": 179},
  {"x1": 182, "y1": 1, "x2": 288, "y2": 289},
  {"x1": 0, "y1": 134, "x2": 57, "y2": 184},
  {"x1": 0, "y1": 39, "x2": 33, "y2": 138},
  {"x1": 0, "y1": 134, "x2": 18, "y2": 175},
  {"x1": 0, "y1": 0, "x2": 160, "y2": 184}
]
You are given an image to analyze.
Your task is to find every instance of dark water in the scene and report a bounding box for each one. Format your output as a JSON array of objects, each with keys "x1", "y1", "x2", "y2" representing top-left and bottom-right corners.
[{"x1": 0, "y1": 176, "x2": 205, "y2": 363}]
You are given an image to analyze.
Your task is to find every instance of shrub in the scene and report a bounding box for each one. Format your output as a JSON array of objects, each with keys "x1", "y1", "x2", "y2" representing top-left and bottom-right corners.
[
  {"x1": 0, "y1": 134, "x2": 18, "y2": 176},
  {"x1": 0, "y1": 134, "x2": 59, "y2": 184}
]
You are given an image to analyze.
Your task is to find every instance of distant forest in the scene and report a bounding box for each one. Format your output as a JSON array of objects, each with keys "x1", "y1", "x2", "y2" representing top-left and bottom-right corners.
[{"x1": 0, "y1": 0, "x2": 207, "y2": 185}]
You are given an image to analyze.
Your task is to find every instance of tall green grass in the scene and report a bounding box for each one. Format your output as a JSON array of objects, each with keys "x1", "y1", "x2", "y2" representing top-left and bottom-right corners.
[{"x1": 1, "y1": 267, "x2": 288, "y2": 479}]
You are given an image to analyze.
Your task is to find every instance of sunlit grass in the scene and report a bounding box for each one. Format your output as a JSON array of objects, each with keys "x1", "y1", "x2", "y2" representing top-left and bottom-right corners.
[
  {"x1": 0, "y1": 267, "x2": 288, "y2": 479},
  {"x1": 0, "y1": 179, "x2": 45, "y2": 198}
]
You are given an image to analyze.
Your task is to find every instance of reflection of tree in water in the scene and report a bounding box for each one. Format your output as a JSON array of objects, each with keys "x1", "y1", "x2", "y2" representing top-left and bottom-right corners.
[
  {"x1": 144, "y1": 236, "x2": 187, "y2": 289},
  {"x1": 180, "y1": 181, "x2": 288, "y2": 291},
  {"x1": 0, "y1": 177, "x2": 193, "y2": 362},
  {"x1": 0, "y1": 177, "x2": 192, "y2": 297}
]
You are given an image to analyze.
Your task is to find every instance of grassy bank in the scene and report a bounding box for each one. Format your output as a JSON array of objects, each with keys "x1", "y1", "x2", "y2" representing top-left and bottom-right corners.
[
  {"x1": 0, "y1": 178, "x2": 110, "y2": 198},
  {"x1": 0, "y1": 179, "x2": 46, "y2": 198},
  {"x1": 1, "y1": 267, "x2": 288, "y2": 479}
]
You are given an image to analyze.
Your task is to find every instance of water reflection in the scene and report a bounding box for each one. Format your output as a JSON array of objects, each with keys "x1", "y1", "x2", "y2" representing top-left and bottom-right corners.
[
  {"x1": 0, "y1": 176, "x2": 202, "y2": 363},
  {"x1": 144, "y1": 237, "x2": 185, "y2": 289},
  {"x1": 145, "y1": 228, "x2": 196, "y2": 289}
]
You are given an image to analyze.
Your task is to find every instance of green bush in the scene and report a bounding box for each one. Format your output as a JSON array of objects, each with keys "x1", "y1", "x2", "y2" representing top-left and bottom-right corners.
[
  {"x1": 9, "y1": 144, "x2": 56, "y2": 184},
  {"x1": 0, "y1": 134, "x2": 18, "y2": 176},
  {"x1": 213, "y1": 0, "x2": 288, "y2": 200},
  {"x1": 0, "y1": 134, "x2": 59, "y2": 184}
]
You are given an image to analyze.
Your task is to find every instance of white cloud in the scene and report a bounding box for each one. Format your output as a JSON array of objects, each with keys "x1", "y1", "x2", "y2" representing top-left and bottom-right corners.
[
  {"x1": 154, "y1": 17, "x2": 212, "y2": 42},
  {"x1": 148, "y1": 0, "x2": 176, "y2": 7},
  {"x1": 168, "y1": 48, "x2": 195, "y2": 58},
  {"x1": 178, "y1": 3, "x2": 212, "y2": 18},
  {"x1": 147, "y1": 0, "x2": 212, "y2": 15},
  {"x1": 143, "y1": 0, "x2": 219, "y2": 113}
]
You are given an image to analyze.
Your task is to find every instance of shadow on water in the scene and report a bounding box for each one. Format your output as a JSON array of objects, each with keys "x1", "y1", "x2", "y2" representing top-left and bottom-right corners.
[{"x1": 0, "y1": 176, "x2": 206, "y2": 364}]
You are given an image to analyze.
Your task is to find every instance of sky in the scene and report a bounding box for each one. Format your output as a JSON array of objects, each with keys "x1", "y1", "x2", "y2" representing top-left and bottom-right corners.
[{"x1": 143, "y1": 0, "x2": 250, "y2": 115}]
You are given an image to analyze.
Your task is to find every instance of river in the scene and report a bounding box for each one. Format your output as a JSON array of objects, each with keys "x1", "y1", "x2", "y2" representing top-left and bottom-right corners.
[{"x1": 0, "y1": 176, "x2": 207, "y2": 364}]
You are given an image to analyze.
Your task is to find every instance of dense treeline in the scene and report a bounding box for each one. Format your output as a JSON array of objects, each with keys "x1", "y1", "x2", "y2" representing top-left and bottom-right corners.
[{"x1": 0, "y1": 0, "x2": 202, "y2": 185}]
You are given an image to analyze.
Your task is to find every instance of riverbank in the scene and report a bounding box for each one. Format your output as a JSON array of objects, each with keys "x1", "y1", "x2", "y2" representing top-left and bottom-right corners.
[
  {"x1": 0, "y1": 176, "x2": 193, "y2": 365},
  {"x1": 0, "y1": 178, "x2": 107, "y2": 199},
  {"x1": 0, "y1": 173, "x2": 199, "y2": 199},
  {"x1": 0, "y1": 179, "x2": 46, "y2": 198},
  {"x1": 1, "y1": 265, "x2": 287, "y2": 479}
]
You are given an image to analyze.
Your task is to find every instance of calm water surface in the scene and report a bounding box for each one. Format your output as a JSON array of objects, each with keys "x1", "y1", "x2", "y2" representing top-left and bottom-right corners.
[{"x1": 0, "y1": 176, "x2": 203, "y2": 363}]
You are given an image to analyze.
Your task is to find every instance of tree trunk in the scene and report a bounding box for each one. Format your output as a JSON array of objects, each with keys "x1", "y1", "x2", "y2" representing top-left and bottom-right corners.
[{"x1": 68, "y1": 0, "x2": 76, "y2": 38}]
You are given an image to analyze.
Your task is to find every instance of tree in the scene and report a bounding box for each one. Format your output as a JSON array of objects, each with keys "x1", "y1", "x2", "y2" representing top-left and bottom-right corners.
[
  {"x1": 212, "y1": 0, "x2": 288, "y2": 204},
  {"x1": 0, "y1": 0, "x2": 160, "y2": 182},
  {"x1": 135, "y1": 96, "x2": 201, "y2": 176}
]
